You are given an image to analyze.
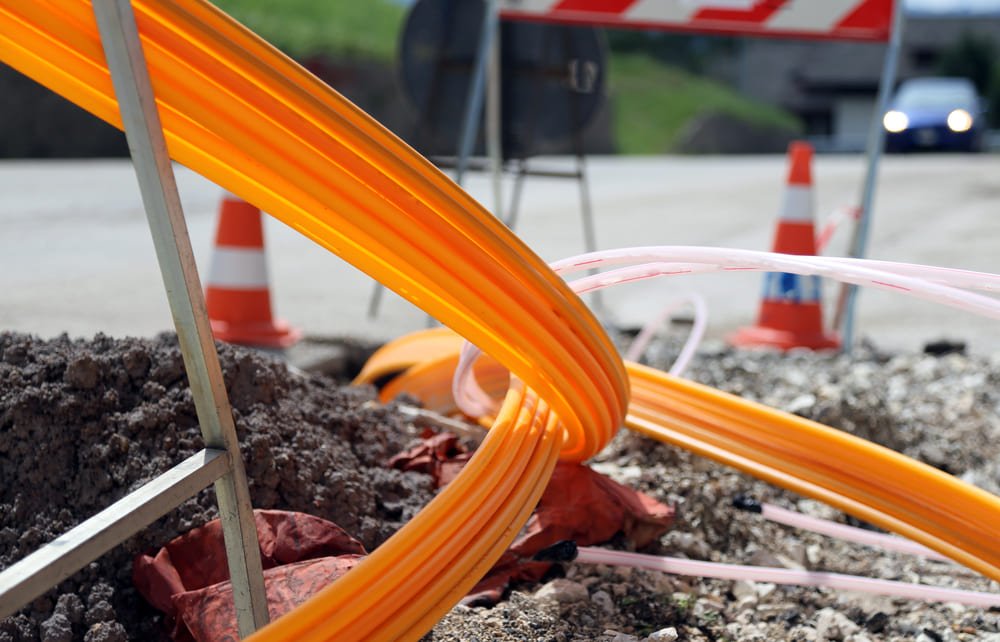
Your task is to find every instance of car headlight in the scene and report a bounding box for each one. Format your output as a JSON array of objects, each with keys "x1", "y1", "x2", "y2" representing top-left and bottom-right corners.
[
  {"x1": 947, "y1": 109, "x2": 973, "y2": 133},
  {"x1": 883, "y1": 110, "x2": 909, "y2": 133}
]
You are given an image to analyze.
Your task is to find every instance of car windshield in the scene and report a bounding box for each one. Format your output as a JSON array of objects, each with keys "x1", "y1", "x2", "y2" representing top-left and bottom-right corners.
[{"x1": 895, "y1": 80, "x2": 977, "y2": 111}]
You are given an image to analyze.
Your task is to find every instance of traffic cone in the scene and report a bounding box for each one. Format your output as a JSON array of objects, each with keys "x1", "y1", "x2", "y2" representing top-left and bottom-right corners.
[
  {"x1": 204, "y1": 194, "x2": 301, "y2": 349},
  {"x1": 729, "y1": 142, "x2": 840, "y2": 351}
]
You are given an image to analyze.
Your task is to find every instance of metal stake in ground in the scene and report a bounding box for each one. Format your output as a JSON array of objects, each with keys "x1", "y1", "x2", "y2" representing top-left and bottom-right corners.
[
  {"x1": 91, "y1": 0, "x2": 269, "y2": 636},
  {"x1": 835, "y1": 0, "x2": 907, "y2": 352}
]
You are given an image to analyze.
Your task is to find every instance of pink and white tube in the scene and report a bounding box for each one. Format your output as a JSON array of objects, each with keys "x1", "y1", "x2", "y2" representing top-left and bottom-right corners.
[
  {"x1": 453, "y1": 247, "x2": 1000, "y2": 418},
  {"x1": 623, "y1": 292, "x2": 707, "y2": 377},
  {"x1": 737, "y1": 499, "x2": 951, "y2": 562},
  {"x1": 576, "y1": 547, "x2": 1000, "y2": 608}
]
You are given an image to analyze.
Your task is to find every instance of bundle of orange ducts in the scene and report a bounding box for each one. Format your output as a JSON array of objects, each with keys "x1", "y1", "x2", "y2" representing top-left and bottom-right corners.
[{"x1": 2, "y1": 2, "x2": 999, "y2": 641}]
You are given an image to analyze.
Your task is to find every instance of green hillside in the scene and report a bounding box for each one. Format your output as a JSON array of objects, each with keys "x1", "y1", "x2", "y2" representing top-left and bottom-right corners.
[
  {"x1": 211, "y1": 0, "x2": 406, "y2": 61},
  {"x1": 610, "y1": 53, "x2": 801, "y2": 153}
]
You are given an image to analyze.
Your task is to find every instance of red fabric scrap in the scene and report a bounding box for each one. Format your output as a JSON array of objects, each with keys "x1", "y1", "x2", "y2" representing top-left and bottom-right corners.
[
  {"x1": 388, "y1": 432, "x2": 675, "y2": 605},
  {"x1": 173, "y1": 555, "x2": 363, "y2": 642},
  {"x1": 387, "y1": 430, "x2": 472, "y2": 488},
  {"x1": 133, "y1": 510, "x2": 365, "y2": 641}
]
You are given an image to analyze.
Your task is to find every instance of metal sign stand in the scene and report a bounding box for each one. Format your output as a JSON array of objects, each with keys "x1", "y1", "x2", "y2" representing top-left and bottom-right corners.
[
  {"x1": 471, "y1": 0, "x2": 604, "y2": 313},
  {"x1": 0, "y1": 1, "x2": 269, "y2": 636},
  {"x1": 369, "y1": 0, "x2": 504, "y2": 322},
  {"x1": 834, "y1": 0, "x2": 906, "y2": 352},
  {"x1": 369, "y1": 0, "x2": 607, "y2": 320},
  {"x1": 486, "y1": 0, "x2": 504, "y2": 219},
  {"x1": 455, "y1": 0, "x2": 500, "y2": 190}
]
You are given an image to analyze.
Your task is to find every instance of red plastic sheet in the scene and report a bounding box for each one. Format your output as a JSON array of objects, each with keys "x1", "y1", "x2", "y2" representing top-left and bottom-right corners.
[
  {"x1": 134, "y1": 510, "x2": 365, "y2": 641},
  {"x1": 389, "y1": 432, "x2": 675, "y2": 604}
]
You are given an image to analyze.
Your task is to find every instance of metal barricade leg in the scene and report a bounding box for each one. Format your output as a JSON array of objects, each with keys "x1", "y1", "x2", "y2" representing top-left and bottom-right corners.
[
  {"x1": 92, "y1": 0, "x2": 269, "y2": 635},
  {"x1": 503, "y1": 160, "x2": 528, "y2": 230},
  {"x1": 576, "y1": 154, "x2": 605, "y2": 313}
]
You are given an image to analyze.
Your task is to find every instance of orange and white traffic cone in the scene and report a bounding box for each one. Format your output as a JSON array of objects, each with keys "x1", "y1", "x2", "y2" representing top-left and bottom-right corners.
[
  {"x1": 729, "y1": 142, "x2": 840, "y2": 351},
  {"x1": 204, "y1": 194, "x2": 301, "y2": 349}
]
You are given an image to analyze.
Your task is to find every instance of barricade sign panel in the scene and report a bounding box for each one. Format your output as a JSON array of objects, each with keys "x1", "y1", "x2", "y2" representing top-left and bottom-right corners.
[{"x1": 498, "y1": 0, "x2": 893, "y2": 42}]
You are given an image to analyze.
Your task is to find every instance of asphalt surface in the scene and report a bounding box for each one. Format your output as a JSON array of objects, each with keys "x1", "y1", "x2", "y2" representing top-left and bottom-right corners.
[{"x1": 2, "y1": 153, "x2": 999, "y2": 355}]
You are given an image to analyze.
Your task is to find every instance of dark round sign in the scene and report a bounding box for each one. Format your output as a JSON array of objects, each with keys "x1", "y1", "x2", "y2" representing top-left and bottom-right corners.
[{"x1": 399, "y1": 0, "x2": 607, "y2": 160}]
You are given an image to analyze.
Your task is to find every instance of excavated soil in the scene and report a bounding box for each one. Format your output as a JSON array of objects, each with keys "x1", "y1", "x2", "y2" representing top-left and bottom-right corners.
[
  {"x1": 0, "y1": 332, "x2": 432, "y2": 641},
  {"x1": 3, "y1": 331, "x2": 1000, "y2": 641}
]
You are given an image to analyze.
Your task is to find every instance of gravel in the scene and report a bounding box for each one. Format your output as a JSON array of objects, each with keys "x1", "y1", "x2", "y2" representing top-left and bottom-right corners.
[
  {"x1": 3, "y1": 330, "x2": 1000, "y2": 641},
  {"x1": 426, "y1": 336, "x2": 1000, "y2": 641}
]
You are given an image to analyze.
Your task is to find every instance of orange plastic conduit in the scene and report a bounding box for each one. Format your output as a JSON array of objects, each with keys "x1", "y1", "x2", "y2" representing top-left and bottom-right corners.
[
  {"x1": 0, "y1": 0, "x2": 627, "y2": 459},
  {"x1": 364, "y1": 331, "x2": 1000, "y2": 582},
  {"x1": 0, "y1": 1, "x2": 626, "y2": 640}
]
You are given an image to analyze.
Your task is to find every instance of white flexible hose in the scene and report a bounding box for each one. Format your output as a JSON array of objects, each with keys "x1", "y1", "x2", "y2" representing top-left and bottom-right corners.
[
  {"x1": 759, "y1": 503, "x2": 950, "y2": 562},
  {"x1": 453, "y1": 248, "x2": 1000, "y2": 418},
  {"x1": 576, "y1": 547, "x2": 1000, "y2": 608},
  {"x1": 623, "y1": 293, "x2": 707, "y2": 377},
  {"x1": 444, "y1": 246, "x2": 1000, "y2": 604}
]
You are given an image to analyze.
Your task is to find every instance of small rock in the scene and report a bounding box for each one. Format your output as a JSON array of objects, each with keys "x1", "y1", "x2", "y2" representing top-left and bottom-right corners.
[
  {"x1": 83, "y1": 601, "x2": 114, "y2": 627},
  {"x1": 83, "y1": 622, "x2": 127, "y2": 642},
  {"x1": 755, "y1": 582, "x2": 777, "y2": 599},
  {"x1": 845, "y1": 633, "x2": 874, "y2": 642},
  {"x1": 64, "y1": 355, "x2": 100, "y2": 389},
  {"x1": 838, "y1": 593, "x2": 898, "y2": 617},
  {"x1": 53, "y1": 594, "x2": 84, "y2": 625},
  {"x1": 748, "y1": 549, "x2": 785, "y2": 567},
  {"x1": 735, "y1": 624, "x2": 769, "y2": 642},
  {"x1": 85, "y1": 585, "x2": 113, "y2": 608},
  {"x1": 646, "y1": 626, "x2": 679, "y2": 642},
  {"x1": 787, "y1": 393, "x2": 817, "y2": 415},
  {"x1": 864, "y1": 611, "x2": 889, "y2": 634},
  {"x1": 732, "y1": 580, "x2": 757, "y2": 601},
  {"x1": 667, "y1": 532, "x2": 712, "y2": 559},
  {"x1": 815, "y1": 607, "x2": 860, "y2": 641},
  {"x1": 788, "y1": 626, "x2": 819, "y2": 642},
  {"x1": 39, "y1": 613, "x2": 73, "y2": 642},
  {"x1": 693, "y1": 597, "x2": 724, "y2": 620},
  {"x1": 605, "y1": 631, "x2": 638, "y2": 642},
  {"x1": 783, "y1": 540, "x2": 808, "y2": 568},
  {"x1": 756, "y1": 603, "x2": 795, "y2": 620},
  {"x1": 775, "y1": 553, "x2": 806, "y2": 571},
  {"x1": 591, "y1": 589, "x2": 616, "y2": 617},
  {"x1": 681, "y1": 625, "x2": 710, "y2": 642},
  {"x1": 535, "y1": 579, "x2": 588, "y2": 605}
]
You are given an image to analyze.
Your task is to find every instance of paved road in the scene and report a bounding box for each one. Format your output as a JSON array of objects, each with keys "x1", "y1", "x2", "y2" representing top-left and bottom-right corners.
[{"x1": 2, "y1": 154, "x2": 999, "y2": 355}]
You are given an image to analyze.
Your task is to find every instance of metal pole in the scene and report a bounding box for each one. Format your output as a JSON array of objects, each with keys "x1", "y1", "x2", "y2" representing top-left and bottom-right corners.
[
  {"x1": 834, "y1": 0, "x2": 906, "y2": 352},
  {"x1": 92, "y1": 1, "x2": 269, "y2": 636},
  {"x1": 485, "y1": 0, "x2": 503, "y2": 216},
  {"x1": 454, "y1": 0, "x2": 498, "y2": 187},
  {"x1": 576, "y1": 155, "x2": 605, "y2": 313},
  {"x1": 504, "y1": 160, "x2": 527, "y2": 229}
]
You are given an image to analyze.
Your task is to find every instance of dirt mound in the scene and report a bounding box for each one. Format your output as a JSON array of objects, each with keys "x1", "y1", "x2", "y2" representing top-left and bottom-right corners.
[
  {"x1": 0, "y1": 332, "x2": 433, "y2": 641},
  {"x1": 5, "y1": 331, "x2": 1000, "y2": 641}
]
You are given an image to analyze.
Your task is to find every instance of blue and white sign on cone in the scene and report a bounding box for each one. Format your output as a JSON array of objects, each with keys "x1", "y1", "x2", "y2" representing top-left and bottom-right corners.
[{"x1": 729, "y1": 142, "x2": 840, "y2": 350}]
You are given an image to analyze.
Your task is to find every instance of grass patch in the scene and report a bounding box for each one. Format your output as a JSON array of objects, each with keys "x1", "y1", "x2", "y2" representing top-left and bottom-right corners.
[
  {"x1": 211, "y1": 0, "x2": 406, "y2": 61},
  {"x1": 610, "y1": 52, "x2": 801, "y2": 154}
]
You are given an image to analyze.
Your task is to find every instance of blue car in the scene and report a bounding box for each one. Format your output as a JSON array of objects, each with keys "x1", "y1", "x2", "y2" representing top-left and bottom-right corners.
[{"x1": 883, "y1": 77, "x2": 985, "y2": 152}]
